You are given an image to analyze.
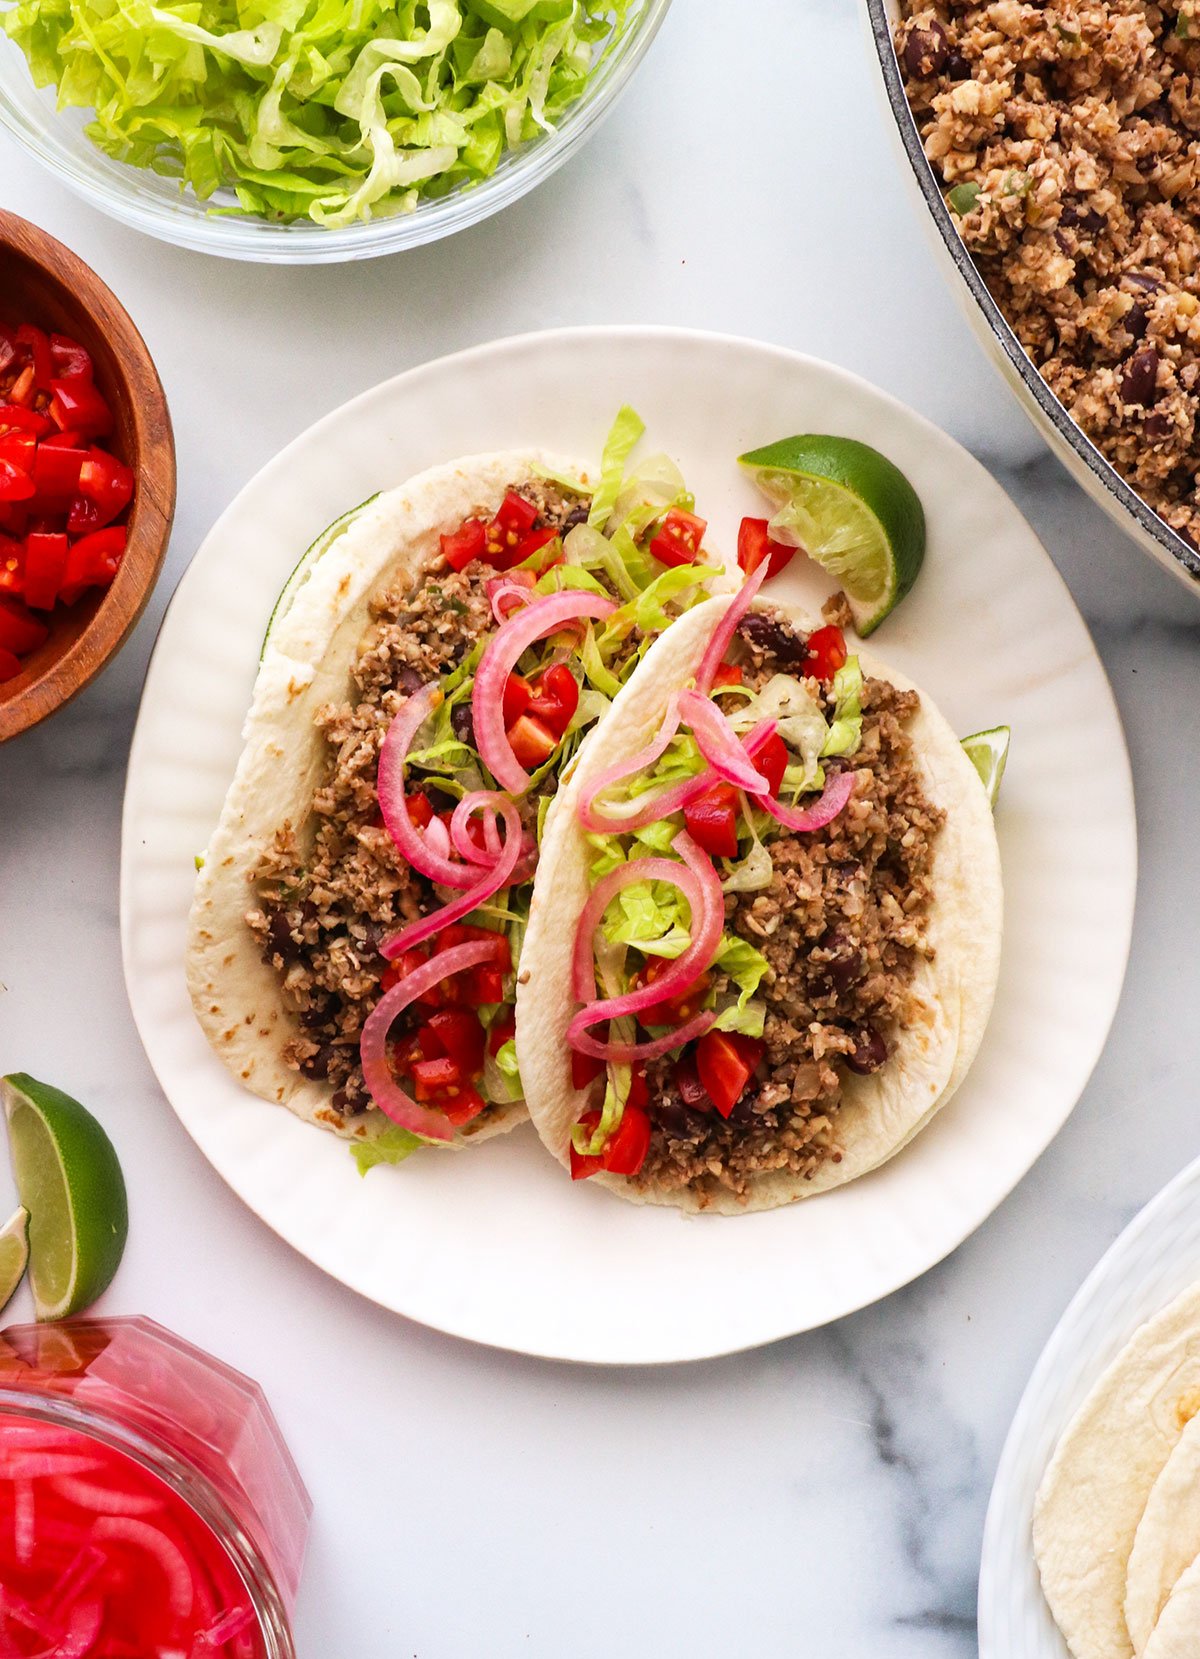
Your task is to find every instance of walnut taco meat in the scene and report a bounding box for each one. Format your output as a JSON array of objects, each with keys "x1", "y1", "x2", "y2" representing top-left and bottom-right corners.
[
  {"x1": 187, "y1": 416, "x2": 728, "y2": 1171},
  {"x1": 517, "y1": 587, "x2": 1003, "y2": 1215}
]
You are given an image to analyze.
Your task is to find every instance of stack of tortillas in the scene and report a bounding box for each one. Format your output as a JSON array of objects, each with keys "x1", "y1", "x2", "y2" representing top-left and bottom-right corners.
[{"x1": 1035, "y1": 1282, "x2": 1200, "y2": 1658}]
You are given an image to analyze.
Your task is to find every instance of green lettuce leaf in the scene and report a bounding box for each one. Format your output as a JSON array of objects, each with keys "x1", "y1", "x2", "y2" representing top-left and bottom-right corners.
[
  {"x1": 352, "y1": 1126, "x2": 424, "y2": 1174},
  {"x1": 709, "y1": 934, "x2": 769, "y2": 1035},
  {"x1": 821, "y1": 656, "x2": 863, "y2": 757},
  {"x1": 588, "y1": 405, "x2": 645, "y2": 528}
]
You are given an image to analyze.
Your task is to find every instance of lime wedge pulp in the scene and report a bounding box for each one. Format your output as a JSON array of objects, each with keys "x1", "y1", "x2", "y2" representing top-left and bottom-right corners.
[
  {"x1": 0, "y1": 1206, "x2": 29, "y2": 1313},
  {"x1": 260, "y1": 494, "x2": 380, "y2": 659},
  {"x1": 961, "y1": 726, "x2": 1010, "y2": 807},
  {"x1": 2, "y1": 1074, "x2": 128, "y2": 1322},
  {"x1": 738, "y1": 435, "x2": 926, "y2": 635}
]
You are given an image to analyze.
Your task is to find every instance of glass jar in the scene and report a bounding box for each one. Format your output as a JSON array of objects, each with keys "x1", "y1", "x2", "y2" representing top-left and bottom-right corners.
[{"x1": 0, "y1": 1315, "x2": 310, "y2": 1657}]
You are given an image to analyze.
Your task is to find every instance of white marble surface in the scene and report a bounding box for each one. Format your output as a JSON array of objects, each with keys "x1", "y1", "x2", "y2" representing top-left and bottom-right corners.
[{"x1": 0, "y1": 0, "x2": 1196, "y2": 1652}]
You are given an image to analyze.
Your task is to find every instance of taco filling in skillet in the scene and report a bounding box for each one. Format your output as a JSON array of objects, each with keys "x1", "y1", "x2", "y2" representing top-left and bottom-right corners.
[
  {"x1": 517, "y1": 567, "x2": 1003, "y2": 1213},
  {"x1": 187, "y1": 410, "x2": 728, "y2": 1167}
]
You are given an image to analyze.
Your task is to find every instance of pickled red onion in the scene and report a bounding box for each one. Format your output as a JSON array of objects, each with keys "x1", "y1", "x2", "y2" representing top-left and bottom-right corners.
[
  {"x1": 380, "y1": 795, "x2": 522, "y2": 960},
  {"x1": 55, "y1": 1596, "x2": 102, "y2": 1659},
  {"x1": 761, "y1": 768, "x2": 856, "y2": 833},
  {"x1": 677, "y1": 689, "x2": 770, "y2": 793},
  {"x1": 90, "y1": 1517, "x2": 194, "y2": 1618},
  {"x1": 695, "y1": 561, "x2": 769, "y2": 694},
  {"x1": 474, "y1": 590, "x2": 616, "y2": 794},
  {"x1": 486, "y1": 570, "x2": 536, "y2": 624},
  {"x1": 360, "y1": 939, "x2": 497, "y2": 1140},
  {"x1": 568, "y1": 832, "x2": 724, "y2": 1058},
  {"x1": 377, "y1": 685, "x2": 479, "y2": 892},
  {"x1": 450, "y1": 792, "x2": 506, "y2": 866},
  {"x1": 578, "y1": 716, "x2": 778, "y2": 834},
  {"x1": 569, "y1": 1007, "x2": 716, "y2": 1065}
]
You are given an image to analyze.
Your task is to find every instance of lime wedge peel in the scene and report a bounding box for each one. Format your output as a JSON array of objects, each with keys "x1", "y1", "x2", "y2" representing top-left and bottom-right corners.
[
  {"x1": 962, "y1": 726, "x2": 1011, "y2": 808},
  {"x1": 0, "y1": 1206, "x2": 29, "y2": 1314},
  {"x1": 738, "y1": 435, "x2": 926, "y2": 636},
  {"x1": 2, "y1": 1074, "x2": 128, "y2": 1323}
]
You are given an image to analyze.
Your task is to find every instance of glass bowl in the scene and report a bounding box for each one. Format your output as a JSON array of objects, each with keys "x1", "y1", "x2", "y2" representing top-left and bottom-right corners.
[{"x1": 0, "y1": 0, "x2": 671, "y2": 265}]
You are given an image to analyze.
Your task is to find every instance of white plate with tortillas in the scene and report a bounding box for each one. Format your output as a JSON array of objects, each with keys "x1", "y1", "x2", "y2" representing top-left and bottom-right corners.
[{"x1": 981, "y1": 1152, "x2": 1200, "y2": 1658}]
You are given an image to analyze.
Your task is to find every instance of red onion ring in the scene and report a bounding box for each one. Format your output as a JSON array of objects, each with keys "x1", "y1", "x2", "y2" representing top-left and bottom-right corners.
[
  {"x1": 380, "y1": 795, "x2": 523, "y2": 960},
  {"x1": 474, "y1": 590, "x2": 617, "y2": 794},
  {"x1": 486, "y1": 570, "x2": 537, "y2": 624},
  {"x1": 577, "y1": 716, "x2": 778, "y2": 834},
  {"x1": 695, "y1": 561, "x2": 769, "y2": 694},
  {"x1": 377, "y1": 684, "x2": 479, "y2": 892},
  {"x1": 568, "y1": 832, "x2": 724, "y2": 1059},
  {"x1": 451, "y1": 791, "x2": 507, "y2": 866},
  {"x1": 360, "y1": 939, "x2": 497, "y2": 1140},
  {"x1": 760, "y1": 768, "x2": 856, "y2": 833},
  {"x1": 677, "y1": 688, "x2": 771, "y2": 793},
  {"x1": 569, "y1": 1007, "x2": 716, "y2": 1065}
]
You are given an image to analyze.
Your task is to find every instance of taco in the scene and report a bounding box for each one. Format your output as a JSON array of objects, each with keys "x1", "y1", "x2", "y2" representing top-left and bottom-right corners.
[
  {"x1": 187, "y1": 410, "x2": 728, "y2": 1169},
  {"x1": 516, "y1": 567, "x2": 1003, "y2": 1212}
]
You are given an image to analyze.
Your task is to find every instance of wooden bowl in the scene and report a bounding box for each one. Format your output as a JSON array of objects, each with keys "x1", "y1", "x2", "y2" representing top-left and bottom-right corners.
[{"x1": 0, "y1": 210, "x2": 175, "y2": 741}]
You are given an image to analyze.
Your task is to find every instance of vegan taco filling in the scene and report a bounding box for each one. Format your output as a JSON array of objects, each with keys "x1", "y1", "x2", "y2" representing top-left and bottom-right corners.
[{"x1": 211, "y1": 409, "x2": 726, "y2": 1165}]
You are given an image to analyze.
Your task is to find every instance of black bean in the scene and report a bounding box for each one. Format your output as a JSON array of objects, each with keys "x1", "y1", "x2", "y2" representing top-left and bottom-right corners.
[
  {"x1": 735, "y1": 611, "x2": 808, "y2": 669},
  {"x1": 817, "y1": 927, "x2": 865, "y2": 995},
  {"x1": 1123, "y1": 270, "x2": 1163, "y2": 295},
  {"x1": 395, "y1": 666, "x2": 423, "y2": 695},
  {"x1": 845, "y1": 1027, "x2": 888, "y2": 1075},
  {"x1": 300, "y1": 1045, "x2": 336, "y2": 1081},
  {"x1": 945, "y1": 49, "x2": 970, "y2": 80},
  {"x1": 1121, "y1": 347, "x2": 1160, "y2": 408},
  {"x1": 1145, "y1": 411, "x2": 1172, "y2": 441},
  {"x1": 1126, "y1": 303, "x2": 1148, "y2": 342},
  {"x1": 561, "y1": 503, "x2": 589, "y2": 533},
  {"x1": 450, "y1": 702, "x2": 476, "y2": 747},
  {"x1": 903, "y1": 20, "x2": 949, "y2": 77},
  {"x1": 267, "y1": 910, "x2": 302, "y2": 964},
  {"x1": 674, "y1": 1055, "x2": 709, "y2": 1110}
]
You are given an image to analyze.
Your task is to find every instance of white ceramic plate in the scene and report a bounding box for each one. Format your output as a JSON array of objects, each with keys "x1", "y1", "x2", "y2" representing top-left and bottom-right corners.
[
  {"x1": 979, "y1": 1156, "x2": 1200, "y2": 1656},
  {"x1": 121, "y1": 326, "x2": 1135, "y2": 1365}
]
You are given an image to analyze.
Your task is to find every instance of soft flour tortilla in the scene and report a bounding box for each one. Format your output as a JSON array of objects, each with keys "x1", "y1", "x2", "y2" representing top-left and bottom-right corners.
[
  {"x1": 1034, "y1": 1281, "x2": 1200, "y2": 1659},
  {"x1": 516, "y1": 593, "x2": 1003, "y2": 1213},
  {"x1": 1144, "y1": 1551, "x2": 1200, "y2": 1659},
  {"x1": 1127, "y1": 1412, "x2": 1200, "y2": 1654},
  {"x1": 188, "y1": 448, "x2": 587, "y2": 1149}
]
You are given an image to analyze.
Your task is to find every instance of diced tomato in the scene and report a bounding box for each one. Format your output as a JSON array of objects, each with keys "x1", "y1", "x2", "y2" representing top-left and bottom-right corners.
[
  {"x1": 514, "y1": 525, "x2": 559, "y2": 566},
  {"x1": 0, "y1": 536, "x2": 21, "y2": 597},
  {"x1": 0, "y1": 503, "x2": 29, "y2": 537},
  {"x1": 487, "y1": 1012, "x2": 516, "y2": 1058},
  {"x1": 736, "y1": 515, "x2": 796, "y2": 580},
  {"x1": 411, "y1": 1055, "x2": 465, "y2": 1098},
  {"x1": 22, "y1": 532, "x2": 68, "y2": 612},
  {"x1": 0, "y1": 596, "x2": 49, "y2": 656},
  {"x1": 15, "y1": 324, "x2": 52, "y2": 387},
  {"x1": 407, "y1": 791, "x2": 434, "y2": 828},
  {"x1": 484, "y1": 491, "x2": 539, "y2": 569},
  {"x1": 0, "y1": 433, "x2": 35, "y2": 473},
  {"x1": 0, "y1": 459, "x2": 34, "y2": 503},
  {"x1": 470, "y1": 967, "x2": 506, "y2": 1004},
  {"x1": 502, "y1": 671, "x2": 532, "y2": 728},
  {"x1": 49, "y1": 333, "x2": 92, "y2": 380},
  {"x1": 648, "y1": 508, "x2": 707, "y2": 567},
  {"x1": 31, "y1": 435, "x2": 85, "y2": 500},
  {"x1": 439, "y1": 924, "x2": 511, "y2": 971},
  {"x1": 441, "y1": 517, "x2": 487, "y2": 572},
  {"x1": 380, "y1": 946, "x2": 446, "y2": 1010},
  {"x1": 757, "y1": 734, "x2": 788, "y2": 797},
  {"x1": 526, "y1": 663, "x2": 579, "y2": 738},
  {"x1": 435, "y1": 1083, "x2": 487, "y2": 1127},
  {"x1": 571, "y1": 1049, "x2": 605, "y2": 1090},
  {"x1": 507, "y1": 712, "x2": 558, "y2": 769},
  {"x1": 683, "y1": 783, "x2": 740, "y2": 859},
  {"x1": 60, "y1": 527, "x2": 126, "y2": 602},
  {"x1": 426, "y1": 1009, "x2": 486, "y2": 1076},
  {"x1": 568, "y1": 1102, "x2": 652, "y2": 1180},
  {"x1": 76, "y1": 448, "x2": 134, "y2": 525},
  {"x1": 626, "y1": 1063, "x2": 650, "y2": 1112},
  {"x1": 66, "y1": 496, "x2": 104, "y2": 536},
  {"x1": 673, "y1": 1052, "x2": 709, "y2": 1110},
  {"x1": 804, "y1": 624, "x2": 847, "y2": 682},
  {"x1": 711, "y1": 662, "x2": 743, "y2": 690},
  {"x1": 495, "y1": 490, "x2": 538, "y2": 536},
  {"x1": 632, "y1": 956, "x2": 712, "y2": 1026},
  {"x1": 0, "y1": 404, "x2": 52, "y2": 436},
  {"x1": 0, "y1": 646, "x2": 21, "y2": 682},
  {"x1": 49, "y1": 377, "x2": 113, "y2": 439},
  {"x1": 695, "y1": 1031, "x2": 764, "y2": 1119}
]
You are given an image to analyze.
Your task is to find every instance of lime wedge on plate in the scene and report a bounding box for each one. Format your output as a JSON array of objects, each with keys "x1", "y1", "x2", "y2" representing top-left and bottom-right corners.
[
  {"x1": 260, "y1": 494, "x2": 379, "y2": 658},
  {"x1": 961, "y1": 726, "x2": 1010, "y2": 807},
  {"x1": 0, "y1": 1206, "x2": 28, "y2": 1313},
  {"x1": 738, "y1": 435, "x2": 926, "y2": 635},
  {"x1": 2, "y1": 1074, "x2": 128, "y2": 1321}
]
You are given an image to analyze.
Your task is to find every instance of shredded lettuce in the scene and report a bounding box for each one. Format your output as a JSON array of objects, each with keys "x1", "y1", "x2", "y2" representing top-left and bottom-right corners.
[
  {"x1": 709, "y1": 935, "x2": 768, "y2": 1035},
  {"x1": 600, "y1": 877, "x2": 692, "y2": 959},
  {"x1": 352, "y1": 1126, "x2": 424, "y2": 1174},
  {"x1": 588, "y1": 406, "x2": 646, "y2": 528},
  {"x1": 821, "y1": 657, "x2": 863, "y2": 758},
  {"x1": 5, "y1": 0, "x2": 637, "y2": 227}
]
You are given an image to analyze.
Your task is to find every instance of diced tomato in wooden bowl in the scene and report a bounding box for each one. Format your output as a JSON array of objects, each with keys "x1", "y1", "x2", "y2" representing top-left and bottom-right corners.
[{"x1": 0, "y1": 210, "x2": 175, "y2": 741}]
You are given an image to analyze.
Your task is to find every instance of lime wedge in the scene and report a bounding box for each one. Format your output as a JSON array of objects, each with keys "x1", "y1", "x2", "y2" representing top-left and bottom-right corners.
[
  {"x1": 738, "y1": 435, "x2": 926, "y2": 635},
  {"x1": 260, "y1": 494, "x2": 379, "y2": 659},
  {"x1": 961, "y1": 726, "x2": 1010, "y2": 807},
  {"x1": 2, "y1": 1074, "x2": 128, "y2": 1322},
  {"x1": 0, "y1": 1206, "x2": 28, "y2": 1313}
]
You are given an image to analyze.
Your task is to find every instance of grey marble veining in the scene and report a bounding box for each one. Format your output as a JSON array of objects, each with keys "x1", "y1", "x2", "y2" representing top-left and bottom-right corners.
[{"x1": 1, "y1": 0, "x2": 1196, "y2": 1654}]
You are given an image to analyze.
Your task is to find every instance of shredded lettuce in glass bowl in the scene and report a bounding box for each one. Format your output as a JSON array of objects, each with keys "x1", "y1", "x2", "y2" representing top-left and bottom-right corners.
[{"x1": 0, "y1": 0, "x2": 670, "y2": 262}]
